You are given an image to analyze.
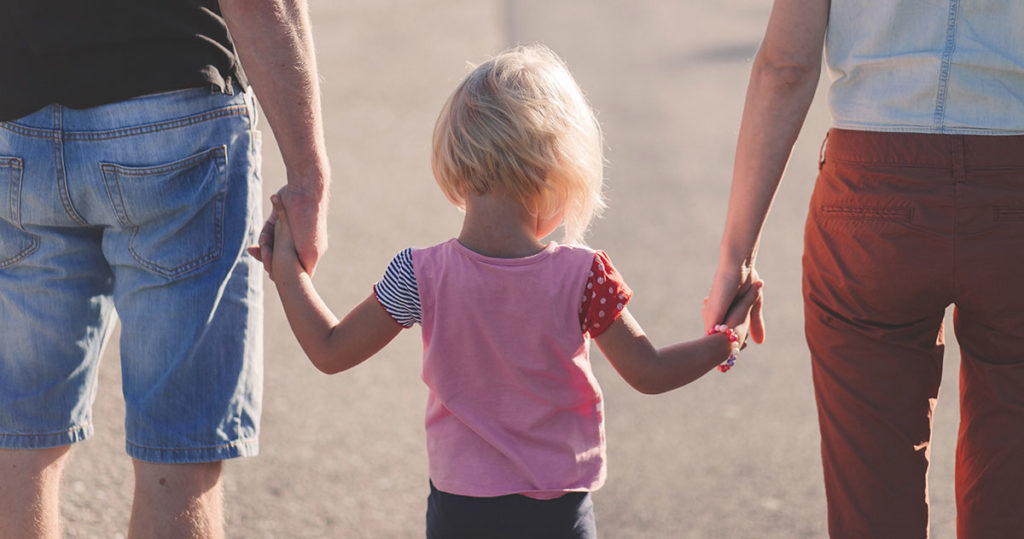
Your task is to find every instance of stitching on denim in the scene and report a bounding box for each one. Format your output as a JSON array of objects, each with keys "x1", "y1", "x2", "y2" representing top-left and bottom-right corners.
[
  {"x1": 66, "y1": 106, "x2": 248, "y2": 141},
  {"x1": 0, "y1": 235, "x2": 39, "y2": 268},
  {"x1": 102, "y1": 147, "x2": 227, "y2": 176},
  {"x1": 933, "y1": 0, "x2": 961, "y2": 130},
  {"x1": 2, "y1": 157, "x2": 21, "y2": 224},
  {"x1": 820, "y1": 206, "x2": 914, "y2": 222},
  {"x1": 125, "y1": 437, "x2": 258, "y2": 452},
  {"x1": 102, "y1": 146, "x2": 228, "y2": 279},
  {"x1": 126, "y1": 212, "x2": 223, "y2": 278},
  {"x1": 0, "y1": 160, "x2": 39, "y2": 268},
  {"x1": 0, "y1": 106, "x2": 247, "y2": 140},
  {"x1": 0, "y1": 423, "x2": 92, "y2": 438},
  {"x1": 0, "y1": 159, "x2": 39, "y2": 268},
  {"x1": 100, "y1": 164, "x2": 133, "y2": 228},
  {"x1": 51, "y1": 106, "x2": 89, "y2": 226},
  {"x1": 0, "y1": 122, "x2": 57, "y2": 141}
]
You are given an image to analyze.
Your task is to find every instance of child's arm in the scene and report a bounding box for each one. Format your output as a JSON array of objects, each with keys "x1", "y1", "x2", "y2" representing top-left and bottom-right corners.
[
  {"x1": 269, "y1": 196, "x2": 402, "y2": 374},
  {"x1": 594, "y1": 282, "x2": 762, "y2": 394}
]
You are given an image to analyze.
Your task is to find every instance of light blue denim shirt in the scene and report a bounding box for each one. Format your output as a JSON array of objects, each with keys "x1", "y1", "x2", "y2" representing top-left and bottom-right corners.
[{"x1": 826, "y1": 0, "x2": 1024, "y2": 134}]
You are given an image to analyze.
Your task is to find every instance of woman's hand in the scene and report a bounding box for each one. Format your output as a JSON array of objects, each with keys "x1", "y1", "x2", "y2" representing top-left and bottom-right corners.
[
  {"x1": 704, "y1": 264, "x2": 765, "y2": 344},
  {"x1": 721, "y1": 277, "x2": 764, "y2": 347}
]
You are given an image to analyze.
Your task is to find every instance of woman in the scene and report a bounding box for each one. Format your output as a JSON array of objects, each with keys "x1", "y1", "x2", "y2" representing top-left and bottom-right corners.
[{"x1": 703, "y1": 1, "x2": 1024, "y2": 537}]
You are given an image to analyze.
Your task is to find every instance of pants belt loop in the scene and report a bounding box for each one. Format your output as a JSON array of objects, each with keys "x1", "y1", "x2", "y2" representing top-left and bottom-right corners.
[
  {"x1": 818, "y1": 130, "x2": 830, "y2": 170},
  {"x1": 951, "y1": 135, "x2": 966, "y2": 183}
]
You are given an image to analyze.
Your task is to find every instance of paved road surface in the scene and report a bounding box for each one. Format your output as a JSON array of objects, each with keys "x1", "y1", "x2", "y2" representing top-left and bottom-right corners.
[{"x1": 60, "y1": 2, "x2": 963, "y2": 537}]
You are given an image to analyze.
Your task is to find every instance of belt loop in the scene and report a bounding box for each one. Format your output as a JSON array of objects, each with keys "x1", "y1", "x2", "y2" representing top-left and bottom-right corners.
[
  {"x1": 818, "y1": 130, "x2": 830, "y2": 170},
  {"x1": 951, "y1": 135, "x2": 966, "y2": 182},
  {"x1": 211, "y1": 77, "x2": 236, "y2": 96}
]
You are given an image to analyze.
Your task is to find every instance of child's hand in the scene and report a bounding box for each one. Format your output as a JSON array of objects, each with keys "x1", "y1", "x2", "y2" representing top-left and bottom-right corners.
[
  {"x1": 718, "y1": 280, "x2": 764, "y2": 348},
  {"x1": 269, "y1": 194, "x2": 304, "y2": 280}
]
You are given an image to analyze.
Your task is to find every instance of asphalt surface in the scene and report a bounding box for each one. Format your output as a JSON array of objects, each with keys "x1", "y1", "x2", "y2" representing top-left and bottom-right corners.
[{"x1": 60, "y1": 1, "x2": 964, "y2": 537}]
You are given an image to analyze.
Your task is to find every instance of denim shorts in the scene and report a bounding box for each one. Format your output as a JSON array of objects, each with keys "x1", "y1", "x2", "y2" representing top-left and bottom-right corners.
[{"x1": 0, "y1": 85, "x2": 263, "y2": 463}]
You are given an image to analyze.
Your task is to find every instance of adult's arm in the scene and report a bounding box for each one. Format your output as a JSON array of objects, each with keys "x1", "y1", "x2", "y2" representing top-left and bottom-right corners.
[
  {"x1": 220, "y1": 0, "x2": 330, "y2": 274},
  {"x1": 703, "y1": 0, "x2": 831, "y2": 341}
]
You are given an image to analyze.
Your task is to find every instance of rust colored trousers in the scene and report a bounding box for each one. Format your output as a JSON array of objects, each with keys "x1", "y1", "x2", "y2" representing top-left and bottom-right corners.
[{"x1": 803, "y1": 128, "x2": 1024, "y2": 538}]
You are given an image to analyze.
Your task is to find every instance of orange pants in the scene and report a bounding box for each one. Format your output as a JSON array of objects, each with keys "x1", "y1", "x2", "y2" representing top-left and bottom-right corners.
[{"x1": 803, "y1": 129, "x2": 1024, "y2": 538}]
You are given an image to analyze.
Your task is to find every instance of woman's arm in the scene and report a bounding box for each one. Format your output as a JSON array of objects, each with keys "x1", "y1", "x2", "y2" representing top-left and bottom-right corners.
[
  {"x1": 270, "y1": 197, "x2": 402, "y2": 374},
  {"x1": 703, "y1": 0, "x2": 831, "y2": 339}
]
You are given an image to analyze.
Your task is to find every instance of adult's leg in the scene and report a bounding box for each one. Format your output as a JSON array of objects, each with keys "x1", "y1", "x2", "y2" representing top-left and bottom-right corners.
[
  {"x1": 0, "y1": 446, "x2": 71, "y2": 539},
  {"x1": 1, "y1": 111, "x2": 115, "y2": 538},
  {"x1": 954, "y1": 309, "x2": 1024, "y2": 537},
  {"x1": 128, "y1": 460, "x2": 224, "y2": 539},
  {"x1": 803, "y1": 130, "x2": 955, "y2": 538},
  {"x1": 952, "y1": 135, "x2": 1024, "y2": 537},
  {"x1": 65, "y1": 87, "x2": 263, "y2": 535}
]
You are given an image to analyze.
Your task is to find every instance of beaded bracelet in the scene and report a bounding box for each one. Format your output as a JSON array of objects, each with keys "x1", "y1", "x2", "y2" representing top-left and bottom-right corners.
[{"x1": 707, "y1": 324, "x2": 741, "y2": 373}]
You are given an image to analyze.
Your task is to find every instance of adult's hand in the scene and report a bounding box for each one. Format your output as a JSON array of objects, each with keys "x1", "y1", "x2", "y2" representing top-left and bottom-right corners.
[
  {"x1": 249, "y1": 182, "x2": 328, "y2": 276},
  {"x1": 222, "y1": 0, "x2": 331, "y2": 274},
  {"x1": 700, "y1": 0, "x2": 828, "y2": 344},
  {"x1": 703, "y1": 263, "x2": 765, "y2": 344}
]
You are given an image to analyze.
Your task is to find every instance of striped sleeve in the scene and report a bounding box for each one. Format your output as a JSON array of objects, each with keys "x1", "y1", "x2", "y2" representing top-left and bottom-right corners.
[{"x1": 373, "y1": 248, "x2": 421, "y2": 328}]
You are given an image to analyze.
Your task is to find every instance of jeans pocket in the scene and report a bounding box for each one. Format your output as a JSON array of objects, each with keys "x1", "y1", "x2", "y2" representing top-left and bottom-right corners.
[
  {"x1": 101, "y1": 146, "x2": 227, "y2": 279},
  {"x1": 0, "y1": 157, "x2": 39, "y2": 268}
]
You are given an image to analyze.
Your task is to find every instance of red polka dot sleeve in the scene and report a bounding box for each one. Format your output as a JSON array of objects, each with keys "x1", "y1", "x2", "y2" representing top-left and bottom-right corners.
[{"x1": 580, "y1": 251, "x2": 633, "y2": 338}]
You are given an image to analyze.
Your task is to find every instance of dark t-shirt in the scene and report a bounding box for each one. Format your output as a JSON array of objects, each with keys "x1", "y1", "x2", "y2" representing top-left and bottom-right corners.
[{"x1": 0, "y1": 0, "x2": 247, "y2": 121}]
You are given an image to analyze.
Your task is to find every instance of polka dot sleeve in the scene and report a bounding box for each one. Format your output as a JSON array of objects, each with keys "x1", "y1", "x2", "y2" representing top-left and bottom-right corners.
[{"x1": 580, "y1": 251, "x2": 633, "y2": 338}]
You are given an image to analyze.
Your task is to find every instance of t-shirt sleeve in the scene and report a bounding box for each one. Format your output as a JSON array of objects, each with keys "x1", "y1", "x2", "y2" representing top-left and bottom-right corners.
[
  {"x1": 373, "y1": 248, "x2": 421, "y2": 328},
  {"x1": 580, "y1": 251, "x2": 633, "y2": 338}
]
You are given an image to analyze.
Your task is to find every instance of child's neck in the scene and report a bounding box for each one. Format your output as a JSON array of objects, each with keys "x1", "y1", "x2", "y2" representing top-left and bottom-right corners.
[{"x1": 458, "y1": 192, "x2": 548, "y2": 259}]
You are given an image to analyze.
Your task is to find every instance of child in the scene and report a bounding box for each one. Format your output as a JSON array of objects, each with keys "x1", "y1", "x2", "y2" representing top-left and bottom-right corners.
[{"x1": 264, "y1": 44, "x2": 761, "y2": 539}]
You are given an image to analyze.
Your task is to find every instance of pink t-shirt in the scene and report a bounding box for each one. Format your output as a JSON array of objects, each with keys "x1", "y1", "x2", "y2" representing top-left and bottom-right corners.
[{"x1": 375, "y1": 239, "x2": 632, "y2": 499}]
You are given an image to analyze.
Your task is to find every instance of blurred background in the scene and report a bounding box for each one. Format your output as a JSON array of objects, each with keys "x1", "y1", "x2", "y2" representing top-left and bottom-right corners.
[{"x1": 61, "y1": 1, "x2": 963, "y2": 537}]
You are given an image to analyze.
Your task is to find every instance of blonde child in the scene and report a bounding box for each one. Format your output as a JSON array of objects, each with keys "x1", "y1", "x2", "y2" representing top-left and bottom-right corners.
[{"x1": 264, "y1": 44, "x2": 761, "y2": 538}]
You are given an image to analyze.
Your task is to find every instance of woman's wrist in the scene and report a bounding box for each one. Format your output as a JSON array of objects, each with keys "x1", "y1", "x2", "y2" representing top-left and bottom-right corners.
[{"x1": 717, "y1": 247, "x2": 756, "y2": 273}]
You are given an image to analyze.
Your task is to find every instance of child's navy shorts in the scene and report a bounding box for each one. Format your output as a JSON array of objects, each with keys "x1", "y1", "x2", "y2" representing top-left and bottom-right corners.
[{"x1": 426, "y1": 481, "x2": 597, "y2": 539}]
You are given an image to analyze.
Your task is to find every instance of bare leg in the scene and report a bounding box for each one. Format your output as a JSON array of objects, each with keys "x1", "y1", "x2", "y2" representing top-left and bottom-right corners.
[
  {"x1": 0, "y1": 446, "x2": 71, "y2": 539},
  {"x1": 128, "y1": 460, "x2": 224, "y2": 539}
]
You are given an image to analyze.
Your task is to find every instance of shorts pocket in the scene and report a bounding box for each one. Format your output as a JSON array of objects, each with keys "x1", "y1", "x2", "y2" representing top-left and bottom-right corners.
[
  {"x1": 0, "y1": 157, "x2": 39, "y2": 268},
  {"x1": 101, "y1": 146, "x2": 228, "y2": 279}
]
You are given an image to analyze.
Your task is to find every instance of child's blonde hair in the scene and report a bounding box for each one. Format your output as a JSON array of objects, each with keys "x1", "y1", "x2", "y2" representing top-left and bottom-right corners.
[{"x1": 431, "y1": 44, "x2": 605, "y2": 244}]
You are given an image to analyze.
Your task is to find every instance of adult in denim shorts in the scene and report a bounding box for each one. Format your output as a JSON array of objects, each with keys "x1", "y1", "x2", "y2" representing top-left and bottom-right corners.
[
  {"x1": 0, "y1": 1, "x2": 330, "y2": 537},
  {"x1": 704, "y1": 1, "x2": 1024, "y2": 537}
]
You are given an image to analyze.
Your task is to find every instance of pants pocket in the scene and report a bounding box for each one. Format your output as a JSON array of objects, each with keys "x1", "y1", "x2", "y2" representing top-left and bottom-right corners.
[
  {"x1": 0, "y1": 157, "x2": 39, "y2": 268},
  {"x1": 819, "y1": 205, "x2": 914, "y2": 223},
  {"x1": 101, "y1": 146, "x2": 227, "y2": 279}
]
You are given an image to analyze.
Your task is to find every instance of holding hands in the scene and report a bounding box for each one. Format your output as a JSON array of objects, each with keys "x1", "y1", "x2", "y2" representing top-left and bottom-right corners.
[
  {"x1": 712, "y1": 275, "x2": 764, "y2": 348},
  {"x1": 259, "y1": 194, "x2": 304, "y2": 282},
  {"x1": 704, "y1": 262, "x2": 765, "y2": 347},
  {"x1": 248, "y1": 184, "x2": 327, "y2": 277}
]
